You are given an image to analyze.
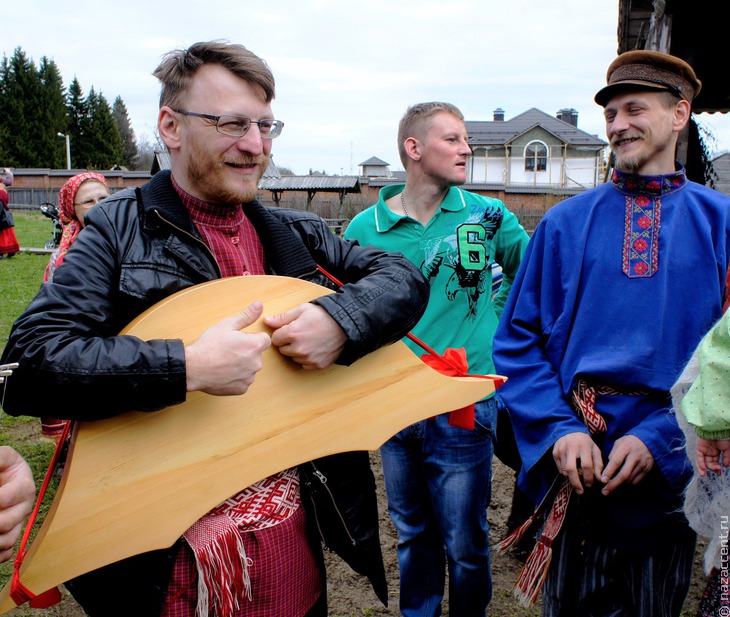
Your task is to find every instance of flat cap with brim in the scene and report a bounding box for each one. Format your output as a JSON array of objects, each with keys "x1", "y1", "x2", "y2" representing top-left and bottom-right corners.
[{"x1": 594, "y1": 50, "x2": 702, "y2": 107}]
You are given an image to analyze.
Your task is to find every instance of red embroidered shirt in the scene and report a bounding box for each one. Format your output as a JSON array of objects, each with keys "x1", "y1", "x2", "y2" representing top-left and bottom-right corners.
[
  {"x1": 163, "y1": 178, "x2": 322, "y2": 616},
  {"x1": 172, "y1": 175, "x2": 266, "y2": 277}
]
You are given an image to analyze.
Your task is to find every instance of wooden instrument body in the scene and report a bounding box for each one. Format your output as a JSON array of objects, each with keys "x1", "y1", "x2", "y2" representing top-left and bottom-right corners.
[{"x1": 0, "y1": 276, "x2": 499, "y2": 613}]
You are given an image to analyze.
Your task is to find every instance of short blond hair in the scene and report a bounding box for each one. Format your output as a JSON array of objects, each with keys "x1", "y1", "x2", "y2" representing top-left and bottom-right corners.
[{"x1": 397, "y1": 102, "x2": 464, "y2": 168}]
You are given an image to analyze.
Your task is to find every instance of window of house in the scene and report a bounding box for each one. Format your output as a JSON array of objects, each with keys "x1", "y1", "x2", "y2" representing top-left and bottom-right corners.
[{"x1": 525, "y1": 142, "x2": 547, "y2": 172}]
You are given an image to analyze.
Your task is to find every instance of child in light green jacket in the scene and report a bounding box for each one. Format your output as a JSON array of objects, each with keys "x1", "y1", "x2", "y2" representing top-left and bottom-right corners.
[{"x1": 681, "y1": 310, "x2": 730, "y2": 476}]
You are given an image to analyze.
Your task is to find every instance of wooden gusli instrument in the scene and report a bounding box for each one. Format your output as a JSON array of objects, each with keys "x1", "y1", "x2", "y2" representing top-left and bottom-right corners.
[{"x1": 0, "y1": 275, "x2": 500, "y2": 613}]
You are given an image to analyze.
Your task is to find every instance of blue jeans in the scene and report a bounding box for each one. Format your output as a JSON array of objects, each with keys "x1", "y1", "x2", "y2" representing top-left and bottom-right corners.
[{"x1": 380, "y1": 398, "x2": 496, "y2": 617}]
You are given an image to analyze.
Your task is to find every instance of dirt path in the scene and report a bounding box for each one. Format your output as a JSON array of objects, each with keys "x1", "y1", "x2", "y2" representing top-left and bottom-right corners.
[
  {"x1": 324, "y1": 453, "x2": 541, "y2": 617},
  {"x1": 325, "y1": 453, "x2": 705, "y2": 617}
]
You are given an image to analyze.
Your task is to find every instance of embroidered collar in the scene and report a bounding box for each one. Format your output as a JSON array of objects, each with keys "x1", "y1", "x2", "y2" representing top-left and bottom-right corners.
[
  {"x1": 615, "y1": 165, "x2": 687, "y2": 280},
  {"x1": 612, "y1": 166, "x2": 686, "y2": 197}
]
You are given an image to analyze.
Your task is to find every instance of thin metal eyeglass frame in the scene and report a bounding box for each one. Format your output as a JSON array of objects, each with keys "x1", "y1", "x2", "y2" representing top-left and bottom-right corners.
[{"x1": 173, "y1": 109, "x2": 284, "y2": 139}]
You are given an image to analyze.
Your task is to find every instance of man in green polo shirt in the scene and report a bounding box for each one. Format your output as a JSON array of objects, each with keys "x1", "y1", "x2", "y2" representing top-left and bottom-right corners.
[{"x1": 345, "y1": 101, "x2": 529, "y2": 617}]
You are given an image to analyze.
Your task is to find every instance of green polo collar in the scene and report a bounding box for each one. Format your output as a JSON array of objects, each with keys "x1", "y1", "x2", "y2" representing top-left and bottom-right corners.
[{"x1": 374, "y1": 184, "x2": 467, "y2": 232}]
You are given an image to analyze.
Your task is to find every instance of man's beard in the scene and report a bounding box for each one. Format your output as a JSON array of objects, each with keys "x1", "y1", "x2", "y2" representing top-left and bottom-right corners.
[
  {"x1": 612, "y1": 127, "x2": 673, "y2": 174},
  {"x1": 614, "y1": 148, "x2": 651, "y2": 174},
  {"x1": 186, "y1": 143, "x2": 268, "y2": 205}
]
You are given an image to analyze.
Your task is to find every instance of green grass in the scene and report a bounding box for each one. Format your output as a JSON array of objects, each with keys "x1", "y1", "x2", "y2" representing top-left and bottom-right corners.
[
  {"x1": 13, "y1": 211, "x2": 55, "y2": 251},
  {"x1": 0, "y1": 212, "x2": 50, "y2": 342},
  {"x1": 0, "y1": 215, "x2": 59, "y2": 605}
]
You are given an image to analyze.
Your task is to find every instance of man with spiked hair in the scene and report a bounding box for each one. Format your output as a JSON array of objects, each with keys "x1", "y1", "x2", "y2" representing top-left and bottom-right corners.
[{"x1": 346, "y1": 101, "x2": 529, "y2": 617}]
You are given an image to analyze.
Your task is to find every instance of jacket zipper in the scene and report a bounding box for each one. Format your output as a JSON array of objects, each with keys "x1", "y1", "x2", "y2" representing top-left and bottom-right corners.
[
  {"x1": 306, "y1": 462, "x2": 357, "y2": 547},
  {"x1": 151, "y1": 209, "x2": 221, "y2": 277}
]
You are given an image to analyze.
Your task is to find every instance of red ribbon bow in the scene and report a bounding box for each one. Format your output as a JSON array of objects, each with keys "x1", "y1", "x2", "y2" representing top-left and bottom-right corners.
[{"x1": 420, "y1": 347, "x2": 476, "y2": 430}]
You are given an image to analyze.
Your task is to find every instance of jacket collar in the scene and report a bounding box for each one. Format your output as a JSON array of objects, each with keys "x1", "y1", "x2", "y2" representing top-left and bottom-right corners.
[
  {"x1": 242, "y1": 202, "x2": 319, "y2": 278},
  {"x1": 138, "y1": 170, "x2": 317, "y2": 279},
  {"x1": 138, "y1": 170, "x2": 199, "y2": 236}
]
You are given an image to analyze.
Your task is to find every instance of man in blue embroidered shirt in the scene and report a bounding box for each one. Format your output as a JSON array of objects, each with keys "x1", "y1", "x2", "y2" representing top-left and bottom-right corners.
[{"x1": 493, "y1": 51, "x2": 730, "y2": 616}]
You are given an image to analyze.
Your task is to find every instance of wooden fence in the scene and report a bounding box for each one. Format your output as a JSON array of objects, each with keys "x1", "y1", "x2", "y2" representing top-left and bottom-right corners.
[
  {"x1": 7, "y1": 187, "x2": 125, "y2": 211},
  {"x1": 8, "y1": 189, "x2": 548, "y2": 236},
  {"x1": 511, "y1": 207, "x2": 546, "y2": 235}
]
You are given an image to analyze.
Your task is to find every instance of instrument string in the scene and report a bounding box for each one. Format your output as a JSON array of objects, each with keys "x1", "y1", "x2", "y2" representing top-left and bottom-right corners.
[{"x1": 0, "y1": 363, "x2": 19, "y2": 417}]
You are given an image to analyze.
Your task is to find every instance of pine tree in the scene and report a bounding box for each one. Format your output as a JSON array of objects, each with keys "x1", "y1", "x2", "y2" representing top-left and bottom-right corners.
[
  {"x1": 0, "y1": 47, "x2": 141, "y2": 169},
  {"x1": 84, "y1": 88, "x2": 124, "y2": 169},
  {"x1": 0, "y1": 56, "x2": 11, "y2": 164},
  {"x1": 66, "y1": 77, "x2": 89, "y2": 168},
  {"x1": 38, "y1": 57, "x2": 68, "y2": 168},
  {"x1": 112, "y1": 96, "x2": 138, "y2": 168},
  {"x1": 2, "y1": 48, "x2": 44, "y2": 166}
]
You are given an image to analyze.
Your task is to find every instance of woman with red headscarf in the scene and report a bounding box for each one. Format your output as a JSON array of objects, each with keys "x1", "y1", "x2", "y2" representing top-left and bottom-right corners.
[
  {"x1": 41, "y1": 172, "x2": 110, "y2": 439},
  {"x1": 43, "y1": 172, "x2": 109, "y2": 282},
  {"x1": 0, "y1": 173, "x2": 20, "y2": 259}
]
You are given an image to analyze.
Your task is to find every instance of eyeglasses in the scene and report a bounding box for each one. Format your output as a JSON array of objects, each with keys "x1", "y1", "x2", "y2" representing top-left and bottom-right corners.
[
  {"x1": 74, "y1": 194, "x2": 109, "y2": 207},
  {"x1": 174, "y1": 110, "x2": 284, "y2": 139}
]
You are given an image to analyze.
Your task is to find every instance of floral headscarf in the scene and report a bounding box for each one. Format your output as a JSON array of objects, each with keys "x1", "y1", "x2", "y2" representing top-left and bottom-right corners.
[{"x1": 44, "y1": 172, "x2": 108, "y2": 282}]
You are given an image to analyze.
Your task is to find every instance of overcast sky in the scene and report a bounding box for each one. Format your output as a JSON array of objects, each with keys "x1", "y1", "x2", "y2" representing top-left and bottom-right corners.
[{"x1": 8, "y1": 0, "x2": 730, "y2": 175}]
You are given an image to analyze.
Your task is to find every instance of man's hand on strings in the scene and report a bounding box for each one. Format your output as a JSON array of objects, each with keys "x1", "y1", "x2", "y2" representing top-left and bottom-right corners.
[
  {"x1": 185, "y1": 301, "x2": 271, "y2": 396},
  {"x1": 553, "y1": 432, "x2": 603, "y2": 494},
  {"x1": 264, "y1": 303, "x2": 346, "y2": 370}
]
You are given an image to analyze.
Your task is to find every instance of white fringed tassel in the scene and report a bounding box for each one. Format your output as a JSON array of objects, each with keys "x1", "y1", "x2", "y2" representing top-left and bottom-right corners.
[{"x1": 184, "y1": 514, "x2": 252, "y2": 617}]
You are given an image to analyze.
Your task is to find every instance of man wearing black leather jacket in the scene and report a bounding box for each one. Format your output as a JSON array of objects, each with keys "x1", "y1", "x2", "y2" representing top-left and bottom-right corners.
[{"x1": 0, "y1": 41, "x2": 428, "y2": 617}]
